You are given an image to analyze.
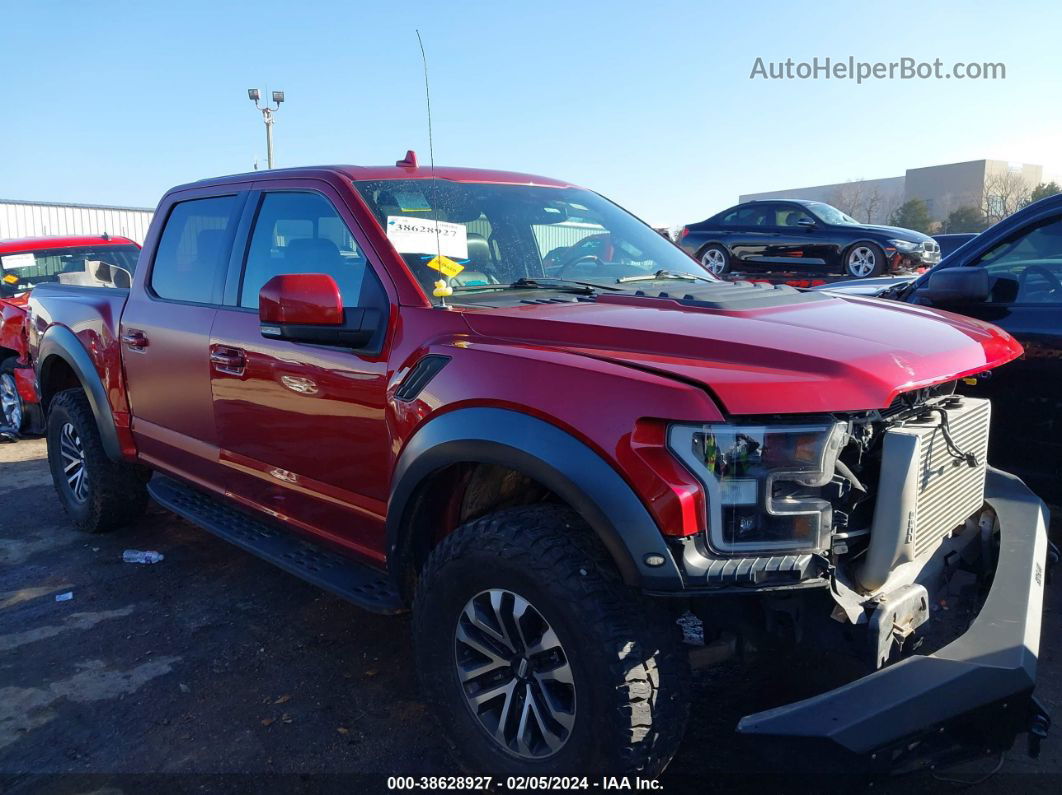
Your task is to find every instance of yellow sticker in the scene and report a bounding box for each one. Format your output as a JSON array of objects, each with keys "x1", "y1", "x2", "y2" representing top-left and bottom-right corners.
[
  {"x1": 425, "y1": 255, "x2": 464, "y2": 279},
  {"x1": 2, "y1": 274, "x2": 18, "y2": 285}
]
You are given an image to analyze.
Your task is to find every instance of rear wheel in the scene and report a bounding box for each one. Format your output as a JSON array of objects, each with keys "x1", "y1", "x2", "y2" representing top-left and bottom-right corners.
[
  {"x1": 1, "y1": 358, "x2": 24, "y2": 433},
  {"x1": 699, "y1": 244, "x2": 731, "y2": 275},
  {"x1": 845, "y1": 242, "x2": 886, "y2": 278},
  {"x1": 413, "y1": 505, "x2": 690, "y2": 776},
  {"x1": 46, "y1": 388, "x2": 150, "y2": 533}
]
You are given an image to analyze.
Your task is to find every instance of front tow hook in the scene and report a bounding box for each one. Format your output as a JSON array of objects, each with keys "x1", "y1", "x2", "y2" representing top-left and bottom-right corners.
[{"x1": 1028, "y1": 696, "x2": 1051, "y2": 759}]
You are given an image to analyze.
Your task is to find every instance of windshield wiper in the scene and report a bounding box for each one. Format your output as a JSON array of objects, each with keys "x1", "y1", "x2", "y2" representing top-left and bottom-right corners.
[
  {"x1": 449, "y1": 277, "x2": 623, "y2": 293},
  {"x1": 616, "y1": 269, "x2": 714, "y2": 284}
]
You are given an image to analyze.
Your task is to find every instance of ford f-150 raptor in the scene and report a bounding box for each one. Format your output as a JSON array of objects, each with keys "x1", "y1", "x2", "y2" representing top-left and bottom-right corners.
[{"x1": 26, "y1": 157, "x2": 1052, "y2": 776}]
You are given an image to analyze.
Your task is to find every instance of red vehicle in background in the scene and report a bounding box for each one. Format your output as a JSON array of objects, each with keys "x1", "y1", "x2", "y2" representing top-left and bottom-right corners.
[{"x1": 0, "y1": 235, "x2": 140, "y2": 436}]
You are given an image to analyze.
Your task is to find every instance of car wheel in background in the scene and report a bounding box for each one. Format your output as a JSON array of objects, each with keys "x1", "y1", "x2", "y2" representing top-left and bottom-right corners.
[
  {"x1": 1, "y1": 358, "x2": 24, "y2": 433},
  {"x1": 699, "y1": 244, "x2": 731, "y2": 276},
  {"x1": 845, "y1": 243, "x2": 886, "y2": 278}
]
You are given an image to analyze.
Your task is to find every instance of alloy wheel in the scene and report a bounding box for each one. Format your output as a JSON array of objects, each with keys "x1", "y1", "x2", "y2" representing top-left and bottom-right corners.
[
  {"x1": 60, "y1": 422, "x2": 89, "y2": 503},
  {"x1": 454, "y1": 588, "x2": 576, "y2": 760},
  {"x1": 0, "y1": 373, "x2": 22, "y2": 431},
  {"x1": 848, "y1": 246, "x2": 876, "y2": 277},
  {"x1": 701, "y1": 248, "x2": 727, "y2": 275}
]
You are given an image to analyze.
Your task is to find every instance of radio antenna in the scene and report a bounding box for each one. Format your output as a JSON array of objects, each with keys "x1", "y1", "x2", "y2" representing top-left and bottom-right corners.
[{"x1": 416, "y1": 29, "x2": 450, "y2": 308}]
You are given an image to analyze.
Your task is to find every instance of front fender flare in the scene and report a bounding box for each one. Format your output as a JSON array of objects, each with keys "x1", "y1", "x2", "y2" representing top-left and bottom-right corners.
[
  {"x1": 37, "y1": 325, "x2": 121, "y2": 461},
  {"x1": 387, "y1": 407, "x2": 685, "y2": 590}
]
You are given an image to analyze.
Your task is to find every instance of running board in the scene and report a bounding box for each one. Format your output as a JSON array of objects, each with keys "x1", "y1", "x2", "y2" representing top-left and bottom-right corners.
[{"x1": 148, "y1": 476, "x2": 404, "y2": 614}]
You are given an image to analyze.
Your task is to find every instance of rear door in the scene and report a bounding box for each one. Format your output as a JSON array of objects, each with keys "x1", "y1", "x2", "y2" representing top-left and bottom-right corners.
[
  {"x1": 209, "y1": 182, "x2": 394, "y2": 562},
  {"x1": 726, "y1": 204, "x2": 774, "y2": 267},
  {"x1": 121, "y1": 190, "x2": 246, "y2": 487}
]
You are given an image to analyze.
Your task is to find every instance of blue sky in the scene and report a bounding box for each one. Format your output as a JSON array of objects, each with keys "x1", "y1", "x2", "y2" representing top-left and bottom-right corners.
[{"x1": 3, "y1": 0, "x2": 1060, "y2": 224}]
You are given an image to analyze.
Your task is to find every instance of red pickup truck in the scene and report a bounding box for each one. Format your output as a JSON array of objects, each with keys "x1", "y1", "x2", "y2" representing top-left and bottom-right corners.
[
  {"x1": 27, "y1": 161, "x2": 1051, "y2": 776},
  {"x1": 1, "y1": 234, "x2": 140, "y2": 436}
]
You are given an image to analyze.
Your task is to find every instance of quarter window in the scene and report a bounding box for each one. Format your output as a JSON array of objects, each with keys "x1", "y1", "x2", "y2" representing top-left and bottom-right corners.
[
  {"x1": 239, "y1": 192, "x2": 372, "y2": 309},
  {"x1": 151, "y1": 196, "x2": 237, "y2": 303}
]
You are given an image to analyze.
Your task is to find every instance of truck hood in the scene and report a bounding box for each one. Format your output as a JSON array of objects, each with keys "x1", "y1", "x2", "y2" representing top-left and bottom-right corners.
[{"x1": 461, "y1": 285, "x2": 1021, "y2": 415}]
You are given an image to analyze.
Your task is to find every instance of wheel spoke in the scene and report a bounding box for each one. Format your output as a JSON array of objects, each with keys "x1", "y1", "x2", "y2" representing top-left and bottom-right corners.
[
  {"x1": 454, "y1": 588, "x2": 576, "y2": 759},
  {"x1": 456, "y1": 622, "x2": 511, "y2": 668},
  {"x1": 525, "y1": 625, "x2": 562, "y2": 658}
]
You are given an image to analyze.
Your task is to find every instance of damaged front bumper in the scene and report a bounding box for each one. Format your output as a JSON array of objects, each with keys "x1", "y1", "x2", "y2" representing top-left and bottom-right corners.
[{"x1": 736, "y1": 467, "x2": 1052, "y2": 770}]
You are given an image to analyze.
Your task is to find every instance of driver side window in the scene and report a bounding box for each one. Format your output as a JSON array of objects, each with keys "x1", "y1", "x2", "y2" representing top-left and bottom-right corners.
[
  {"x1": 972, "y1": 214, "x2": 1062, "y2": 304},
  {"x1": 239, "y1": 191, "x2": 376, "y2": 309}
]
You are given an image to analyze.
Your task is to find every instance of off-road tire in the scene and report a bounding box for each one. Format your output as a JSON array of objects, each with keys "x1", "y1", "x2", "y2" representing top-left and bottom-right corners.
[
  {"x1": 413, "y1": 504, "x2": 691, "y2": 776},
  {"x1": 46, "y1": 388, "x2": 150, "y2": 533}
]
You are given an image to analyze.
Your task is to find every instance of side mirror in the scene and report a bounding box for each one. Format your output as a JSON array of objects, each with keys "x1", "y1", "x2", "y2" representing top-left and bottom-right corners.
[
  {"x1": 259, "y1": 273, "x2": 380, "y2": 347},
  {"x1": 797, "y1": 218, "x2": 816, "y2": 228},
  {"x1": 914, "y1": 266, "x2": 991, "y2": 304}
]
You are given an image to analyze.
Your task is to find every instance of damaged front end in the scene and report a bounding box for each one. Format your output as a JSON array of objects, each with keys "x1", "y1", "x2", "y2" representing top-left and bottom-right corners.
[{"x1": 664, "y1": 387, "x2": 1054, "y2": 772}]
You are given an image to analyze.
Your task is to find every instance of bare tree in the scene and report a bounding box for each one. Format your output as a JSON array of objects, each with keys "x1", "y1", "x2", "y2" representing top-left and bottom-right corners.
[
  {"x1": 830, "y1": 179, "x2": 889, "y2": 223},
  {"x1": 981, "y1": 170, "x2": 1033, "y2": 224}
]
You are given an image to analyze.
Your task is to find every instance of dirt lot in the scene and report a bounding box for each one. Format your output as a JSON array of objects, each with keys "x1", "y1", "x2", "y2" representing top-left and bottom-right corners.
[{"x1": 2, "y1": 437, "x2": 1060, "y2": 793}]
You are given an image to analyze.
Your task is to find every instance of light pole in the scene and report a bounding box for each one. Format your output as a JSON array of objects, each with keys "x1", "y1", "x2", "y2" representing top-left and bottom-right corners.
[{"x1": 247, "y1": 88, "x2": 284, "y2": 169}]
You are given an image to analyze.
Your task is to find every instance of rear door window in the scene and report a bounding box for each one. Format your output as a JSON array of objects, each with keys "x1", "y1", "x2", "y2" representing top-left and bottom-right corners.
[{"x1": 151, "y1": 196, "x2": 238, "y2": 304}]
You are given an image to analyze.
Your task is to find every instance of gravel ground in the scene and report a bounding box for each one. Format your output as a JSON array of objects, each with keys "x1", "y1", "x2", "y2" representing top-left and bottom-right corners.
[{"x1": 1, "y1": 437, "x2": 1060, "y2": 794}]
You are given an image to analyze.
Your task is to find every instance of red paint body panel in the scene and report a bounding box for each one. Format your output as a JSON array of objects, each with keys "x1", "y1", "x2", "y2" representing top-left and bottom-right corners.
[
  {"x1": 26, "y1": 165, "x2": 1025, "y2": 557},
  {"x1": 3, "y1": 236, "x2": 140, "y2": 418},
  {"x1": 460, "y1": 293, "x2": 1021, "y2": 414},
  {"x1": 259, "y1": 274, "x2": 344, "y2": 326}
]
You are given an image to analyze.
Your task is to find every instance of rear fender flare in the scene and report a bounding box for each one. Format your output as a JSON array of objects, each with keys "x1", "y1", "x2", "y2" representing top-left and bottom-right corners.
[
  {"x1": 37, "y1": 325, "x2": 121, "y2": 461},
  {"x1": 387, "y1": 407, "x2": 684, "y2": 590}
]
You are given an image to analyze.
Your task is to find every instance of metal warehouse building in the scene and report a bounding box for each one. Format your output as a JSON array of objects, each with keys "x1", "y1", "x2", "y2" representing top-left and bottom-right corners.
[{"x1": 0, "y1": 199, "x2": 154, "y2": 244}]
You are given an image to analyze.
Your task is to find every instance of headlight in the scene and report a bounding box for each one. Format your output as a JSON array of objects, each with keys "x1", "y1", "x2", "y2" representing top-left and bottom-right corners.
[
  {"x1": 668, "y1": 422, "x2": 846, "y2": 553},
  {"x1": 888, "y1": 238, "x2": 920, "y2": 252}
]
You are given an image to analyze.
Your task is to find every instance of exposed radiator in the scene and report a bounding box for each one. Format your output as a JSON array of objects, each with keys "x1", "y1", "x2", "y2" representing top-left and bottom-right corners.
[{"x1": 857, "y1": 396, "x2": 991, "y2": 591}]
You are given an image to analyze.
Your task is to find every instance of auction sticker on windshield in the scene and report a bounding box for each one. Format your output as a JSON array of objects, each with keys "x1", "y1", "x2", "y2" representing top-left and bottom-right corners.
[
  {"x1": 387, "y1": 216, "x2": 468, "y2": 259},
  {"x1": 1, "y1": 253, "x2": 36, "y2": 270}
]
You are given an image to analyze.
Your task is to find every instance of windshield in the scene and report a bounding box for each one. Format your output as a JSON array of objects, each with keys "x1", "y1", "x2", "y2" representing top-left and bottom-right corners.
[
  {"x1": 806, "y1": 202, "x2": 861, "y2": 226},
  {"x1": 353, "y1": 180, "x2": 711, "y2": 301},
  {"x1": 0, "y1": 244, "x2": 140, "y2": 297}
]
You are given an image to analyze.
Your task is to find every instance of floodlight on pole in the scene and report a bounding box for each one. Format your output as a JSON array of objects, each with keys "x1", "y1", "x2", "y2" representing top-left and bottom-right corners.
[{"x1": 247, "y1": 87, "x2": 283, "y2": 169}]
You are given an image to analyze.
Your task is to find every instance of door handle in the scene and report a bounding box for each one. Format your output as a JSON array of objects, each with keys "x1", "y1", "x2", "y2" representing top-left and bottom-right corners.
[
  {"x1": 121, "y1": 330, "x2": 149, "y2": 350},
  {"x1": 209, "y1": 346, "x2": 247, "y2": 376}
]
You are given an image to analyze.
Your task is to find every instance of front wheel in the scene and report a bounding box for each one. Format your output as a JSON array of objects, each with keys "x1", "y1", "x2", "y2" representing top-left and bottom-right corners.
[
  {"x1": 413, "y1": 505, "x2": 690, "y2": 776},
  {"x1": 1, "y1": 358, "x2": 24, "y2": 433},
  {"x1": 845, "y1": 242, "x2": 886, "y2": 278},
  {"x1": 699, "y1": 244, "x2": 731, "y2": 275},
  {"x1": 46, "y1": 388, "x2": 150, "y2": 533}
]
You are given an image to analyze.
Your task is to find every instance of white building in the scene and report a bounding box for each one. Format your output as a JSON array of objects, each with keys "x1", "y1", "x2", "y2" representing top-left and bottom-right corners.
[{"x1": 0, "y1": 199, "x2": 154, "y2": 244}]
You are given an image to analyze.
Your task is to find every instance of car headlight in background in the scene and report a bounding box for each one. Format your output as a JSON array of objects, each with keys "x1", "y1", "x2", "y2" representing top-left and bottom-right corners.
[
  {"x1": 668, "y1": 422, "x2": 846, "y2": 553},
  {"x1": 887, "y1": 238, "x2": 920, "y2": 252}
]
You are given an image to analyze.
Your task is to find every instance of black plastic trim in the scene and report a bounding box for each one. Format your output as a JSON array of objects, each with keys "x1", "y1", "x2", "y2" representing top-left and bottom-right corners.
[
  {"x1": 387, "y1": 407, "x2": 685, "y2": 590},
  {"x1": 395, "y1": 355, "x2": 450, "y2": 401},
  {"x1": 150, "y1": 475, "x2": 403, "y2": 613},
  {"x1": 36, "y1": 324, "x2": 121, "y2": 461}
]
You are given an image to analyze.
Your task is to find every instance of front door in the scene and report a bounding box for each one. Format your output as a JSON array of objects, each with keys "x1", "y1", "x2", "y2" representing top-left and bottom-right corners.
[
  {"x1": 764, "y1": 203, "x2": 828, "y2": 268},
  {"x1": 121, "y1": 192, "x2": 244, "y2": 487},
  {"x1": 945, "y1": 210, "x2": 1062, "y2": 497},
  {"x1": 209, "y1": 186, "x2": 393, "y2": 562}
]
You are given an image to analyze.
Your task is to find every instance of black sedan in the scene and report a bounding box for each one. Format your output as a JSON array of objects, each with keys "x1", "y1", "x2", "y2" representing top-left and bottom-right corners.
[{"x1": 677, "y1": 199, "x2": 940, "y2": 278}]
